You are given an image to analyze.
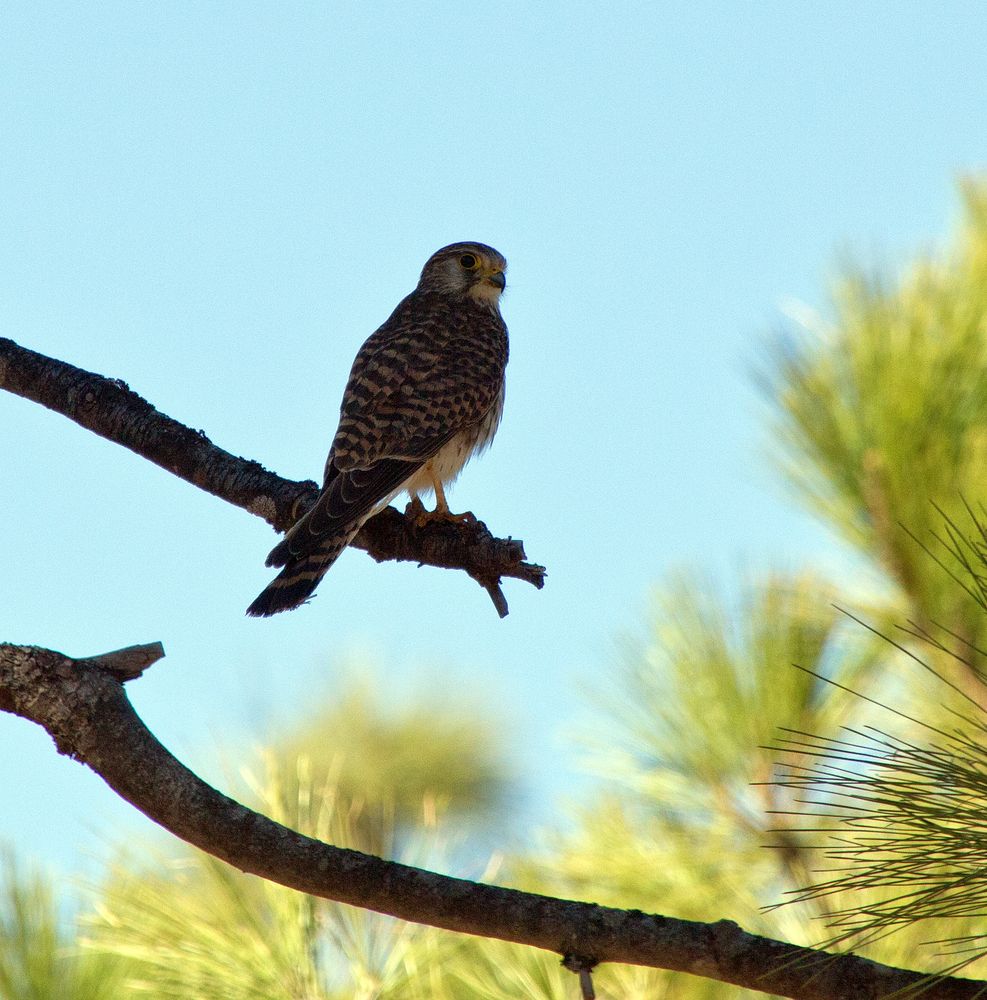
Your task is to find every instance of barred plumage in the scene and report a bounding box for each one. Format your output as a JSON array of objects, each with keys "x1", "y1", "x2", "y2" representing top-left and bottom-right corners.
[{"x1": 246, "y1": 242, "x2": 509, "y2": 617}]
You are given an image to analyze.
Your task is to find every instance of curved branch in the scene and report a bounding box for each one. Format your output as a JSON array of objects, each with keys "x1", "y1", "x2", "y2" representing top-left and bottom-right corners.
[
  {"x1": 0, "y1": 337, "x2": 545, "y2": 615},
  {"x1": 1, "y1": 641, "x2": 981, "y2": 1000}
]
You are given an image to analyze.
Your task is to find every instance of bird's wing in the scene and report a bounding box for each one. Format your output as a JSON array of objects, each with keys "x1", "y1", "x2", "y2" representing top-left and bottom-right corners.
[
  {"x1": 268, "y1": 297, "x2": 506, "y2": 567},
  {"x1": 265, "y1": 456, "x2": 424, "y2": 567}
]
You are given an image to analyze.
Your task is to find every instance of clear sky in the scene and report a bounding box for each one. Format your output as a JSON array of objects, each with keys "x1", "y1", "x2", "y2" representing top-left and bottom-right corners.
[{"x1": 3, "y1": 2, "x2": 986, "y2": 876}]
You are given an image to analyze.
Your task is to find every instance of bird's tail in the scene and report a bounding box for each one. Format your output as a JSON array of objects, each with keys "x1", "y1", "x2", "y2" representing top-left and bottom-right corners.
[{"x1": 245, "y1": 532, "x2": 353, "y2": 617}]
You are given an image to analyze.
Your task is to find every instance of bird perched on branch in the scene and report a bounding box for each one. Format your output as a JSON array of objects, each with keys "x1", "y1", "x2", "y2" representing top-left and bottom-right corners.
[{"x1": 247, "y1": 241, "x2": 510, "y2": 617}]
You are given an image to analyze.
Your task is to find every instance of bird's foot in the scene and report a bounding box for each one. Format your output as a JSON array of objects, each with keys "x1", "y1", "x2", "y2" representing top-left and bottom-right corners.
[{"x1": 405, "y1": 497, "x2": 477, "y2": 528}]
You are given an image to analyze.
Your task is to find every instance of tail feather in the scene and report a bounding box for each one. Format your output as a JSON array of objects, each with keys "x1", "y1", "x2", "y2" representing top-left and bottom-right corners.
[{"x1": 246, "y1": 535, "x2": 350, "y2": 617}]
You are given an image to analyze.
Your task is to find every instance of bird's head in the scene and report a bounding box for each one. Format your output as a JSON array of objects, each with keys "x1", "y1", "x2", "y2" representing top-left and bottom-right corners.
[{"x1": 417, "y1": 242, "x2": 507, "y2": 308}]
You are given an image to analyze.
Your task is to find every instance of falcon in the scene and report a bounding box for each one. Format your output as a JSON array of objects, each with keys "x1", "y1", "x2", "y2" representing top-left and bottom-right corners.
[{"x1": 246, "y1": 241, "x2": 509, "y2": 617}]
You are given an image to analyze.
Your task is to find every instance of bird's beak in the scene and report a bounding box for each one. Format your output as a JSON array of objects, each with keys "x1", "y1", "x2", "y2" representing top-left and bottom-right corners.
[{"x1": 486, "y1": 270, "x2": 506, "y2": 290}]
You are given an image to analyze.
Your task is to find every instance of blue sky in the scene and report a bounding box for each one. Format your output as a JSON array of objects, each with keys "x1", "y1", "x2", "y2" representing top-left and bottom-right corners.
[{"x1": 2, "y1": 3, "x2": 986, "y2": 876}]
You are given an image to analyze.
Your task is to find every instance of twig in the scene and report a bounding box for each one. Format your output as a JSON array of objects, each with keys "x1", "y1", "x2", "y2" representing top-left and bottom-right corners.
[
  {"x1": 75, "y1": 642, "x2": 166, "y2": 681},
  {"x1": 562, "y1": 955, "x2": 597, "y2": 998}
]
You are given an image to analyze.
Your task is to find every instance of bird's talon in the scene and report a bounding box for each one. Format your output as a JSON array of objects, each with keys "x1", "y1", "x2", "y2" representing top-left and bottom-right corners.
[{"x1": 410, "y1": 506, "x2": 478, "y2": 528}]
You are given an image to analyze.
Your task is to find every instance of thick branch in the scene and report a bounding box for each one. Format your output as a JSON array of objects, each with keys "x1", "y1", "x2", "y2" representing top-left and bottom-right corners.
[
  {"x1": 1, "y1": 641, "x2": 981, "y2": 1000},
  {"x1": 0, "y1": 337, "x2": 545, "y2": 615}
]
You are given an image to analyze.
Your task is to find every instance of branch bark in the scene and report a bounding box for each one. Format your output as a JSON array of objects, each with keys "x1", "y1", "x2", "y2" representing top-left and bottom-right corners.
[
  {"x1": 0, "y1": 337, "x2": 545, "y2": 616},
  {"x1": 1, "y1": 641, "x2": 981, "y2": 1000}
]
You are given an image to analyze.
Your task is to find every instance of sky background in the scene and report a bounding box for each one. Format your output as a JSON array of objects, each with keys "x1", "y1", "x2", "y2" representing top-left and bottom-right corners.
[{"x1": 2, "y1": 2, "x2": 986, "y2": 878}]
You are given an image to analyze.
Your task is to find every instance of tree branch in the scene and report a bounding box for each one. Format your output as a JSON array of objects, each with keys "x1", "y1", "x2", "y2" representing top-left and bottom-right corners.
[
  {"x1": 1, "y1": 641, "x2": 981, "y2": 1000},
  {"x1": 0, "y1": 337, "x2": 545, "y2": 616}
]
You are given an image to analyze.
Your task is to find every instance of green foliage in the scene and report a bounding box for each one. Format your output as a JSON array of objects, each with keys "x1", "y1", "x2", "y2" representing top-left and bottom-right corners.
[
  {"x1": 268, "y1": 676, "x2": 511, "y2": 856},
  {"x1": 753, "y1": 181, "x2": 987, "y2": 972},
  {"x1": 440, "y1": 940, "x2": 571, "y2": 999},
  {"x1": 769, "y1": 505, "x2": 987, "y2": 974},
  {"x1": 766, "y1": 179, "x2": 987, "y2": 669},
  {"x1": 775, "y1": 717, "x2": 987, "y2": 968},
  {"x1": 82, "y1": 749, "x2": 464, "y2": 1000},
  {"x1": 604, "y1": 573, "x2": 883, "y2": 784},
  {"x1": 0, "y1": 851, "x2": 126, "y2": 1000}
]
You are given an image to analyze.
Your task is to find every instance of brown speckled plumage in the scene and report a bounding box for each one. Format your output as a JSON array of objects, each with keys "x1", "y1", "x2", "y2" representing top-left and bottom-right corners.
[{"x1": 246, "y1": 242, "x2": 509, "y2": 617}]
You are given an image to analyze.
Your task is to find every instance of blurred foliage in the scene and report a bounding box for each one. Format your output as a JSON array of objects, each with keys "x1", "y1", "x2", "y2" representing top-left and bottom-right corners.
[
  {"x1": 82, "y1": 763, "x2": 447, "y2": 999},
  {"x1": 260, "y1": 676, "x2": 512, "y2": 856},
  {"x1": 754, "y1": 180, "x2": 987, "y2": 976},
  {"x1": 764, "y1": 179, "x2": 987, "y2": 675},
  {"x1": 549, "y1": 574, "x2": 882, "y2": 914},
  {"x1": 0, "y1": 851, "x2": 126, "y2": 1000}
]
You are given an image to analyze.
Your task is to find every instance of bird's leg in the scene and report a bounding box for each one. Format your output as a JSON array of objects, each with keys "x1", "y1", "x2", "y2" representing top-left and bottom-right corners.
[
  {"x1": 432, "y1": 475, "x2": 450, "y2": 515},
  {"x1": 428, "y1": 472, "x2": 477, "y2": 525},
  {"x1": 406, "y1": 469, "x2": 477, "y2": 527}
]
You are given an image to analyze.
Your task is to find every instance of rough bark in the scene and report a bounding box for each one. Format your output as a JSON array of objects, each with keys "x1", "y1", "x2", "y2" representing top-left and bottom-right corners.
[
  {"x1": 1, "y1": 641, "x2": 982, "y2": 1000},
  {"x1": 0, "y1": 337, "x2": 545, "y2": 615}
]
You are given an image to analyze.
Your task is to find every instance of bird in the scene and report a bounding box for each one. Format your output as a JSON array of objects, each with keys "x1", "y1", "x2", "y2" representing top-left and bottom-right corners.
[{"x1": 246, "y1": 241, "x2": 510, "y2": 617}]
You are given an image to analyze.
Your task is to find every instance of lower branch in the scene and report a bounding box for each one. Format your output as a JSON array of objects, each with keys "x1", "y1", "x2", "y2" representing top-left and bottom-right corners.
[{"x1": 1, "y1": 640, "x2": 981, "y2": 1000}]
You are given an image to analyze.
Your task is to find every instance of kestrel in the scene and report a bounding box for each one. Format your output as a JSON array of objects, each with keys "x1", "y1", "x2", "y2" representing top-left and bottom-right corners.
[{"x1": 246, "y1": 241, "x2": 509, "y2": 617}]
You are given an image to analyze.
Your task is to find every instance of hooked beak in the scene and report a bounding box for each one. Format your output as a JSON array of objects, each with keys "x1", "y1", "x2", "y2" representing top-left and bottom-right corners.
[{"x1": 486, "y1": 270, "x2": 506, "y2": 290}]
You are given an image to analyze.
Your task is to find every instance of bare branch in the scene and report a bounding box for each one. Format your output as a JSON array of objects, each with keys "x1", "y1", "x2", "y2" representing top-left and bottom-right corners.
[
  {"x1": 75, "y1": 642, "x2": 166, "y2": 681},
  {"x1": 0, "y1": 337, "x2": 545, "y2": 614},
  {"x1": 1, "y1": 640, "x2": 982, "y2": 999}
]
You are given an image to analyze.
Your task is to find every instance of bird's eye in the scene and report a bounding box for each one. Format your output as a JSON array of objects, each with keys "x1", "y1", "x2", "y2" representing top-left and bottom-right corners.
[{"x1": 459, "y1": 253, "x2": 478, "y2": 269}]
